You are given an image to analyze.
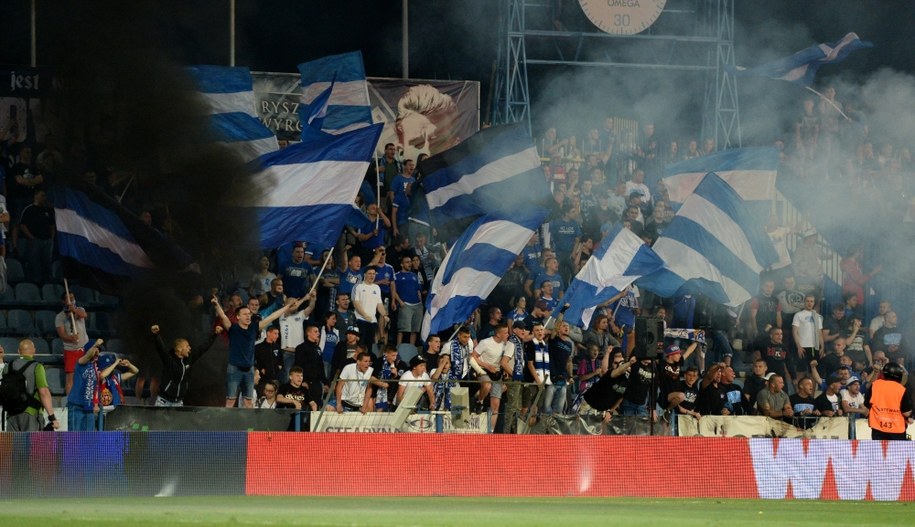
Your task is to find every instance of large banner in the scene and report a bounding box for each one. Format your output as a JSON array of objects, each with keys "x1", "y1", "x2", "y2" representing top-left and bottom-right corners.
[
  {"x1": 251, "y1": 72, "x2": 480, "y2": 158},
  {"x1": 0, "y1": 67, "x2": 54, "y2": 146}
]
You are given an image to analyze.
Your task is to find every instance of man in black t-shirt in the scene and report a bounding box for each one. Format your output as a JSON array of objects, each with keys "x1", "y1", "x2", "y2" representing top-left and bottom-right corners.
[{"x1": 277, "y1": 366, "x2": 317, "y2": 431}]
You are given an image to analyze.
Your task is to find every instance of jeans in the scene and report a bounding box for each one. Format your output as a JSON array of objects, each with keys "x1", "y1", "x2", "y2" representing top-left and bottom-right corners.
[
  {"x1": 620, "y1": 399, "x2": 649, "y2": 417},
  {"x1": 67, "y1": 404, "x2": 96, "y2": 431},
  {"x1": 542, "y1": 381, "x2": 567, "y2": 415}
]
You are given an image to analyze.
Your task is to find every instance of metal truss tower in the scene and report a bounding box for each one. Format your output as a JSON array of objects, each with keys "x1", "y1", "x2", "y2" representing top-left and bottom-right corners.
[{"x1": 492, "y1": 0, "x2": 740, "y2": 149}]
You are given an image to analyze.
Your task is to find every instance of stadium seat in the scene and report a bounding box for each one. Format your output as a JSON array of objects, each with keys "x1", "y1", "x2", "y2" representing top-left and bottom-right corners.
[
  {"x1": 90, "y1": 312, "x2": 117, "y2": 337},
  {"x1": 0, "y1": 336, "x2": 21, "y2": 355},
  {"x1": 0, "y1": 311, "x2": 6, "y2": 333},
  {"x1": 34, "y1": 310, "x2": 59, "y2": 337},
  {"x1": 42, "y1": 283, "x2": 65, "y2": 304},
  {"x1": 96, "y1": 293, "x2": 120, "y2": 307},
  {"x1": 44, "y1": 366, "x2": 66, "y2": 396},
  {"x1": 51, "y1": 337, "x2": 64, "y2": 356},
  {"x1": 50, "y1": 261, "x2": 64, "y2": 284},
  {"x1": 6, "y1": 258, "x2": 25, "y2": 284},
  {"x1": 33, "y1": 337, "x2": 50, "y2": 355},
  {"x1": 7, "y1": 309, "x2": 35, "y2": 335},
  {"x1": 70, "y1": 285, "x2": 97, "y2": 306},
  {"x1": 397, "y1": 343, "x2": 420, "y2": 364},
  {"x1": 105, "y1": 338, "x2": 127, "y2": 355},
  {"x1": 0, "y1": 286, "x2": 16, "y2": 305},
  {"x1": 14, "y1": 282, "x2": 43, "y2": 304}
]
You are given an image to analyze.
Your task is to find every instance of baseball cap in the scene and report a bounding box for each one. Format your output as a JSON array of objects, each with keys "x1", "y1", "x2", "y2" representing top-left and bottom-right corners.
[
  {"x1": 826, "y1": 373, "x2": 843, "y2": 385},
  {"x1": 846, "y1": 376, "x2": 861, "y2": 386},
  {"x1": 346, "y1": 326, "x2": 360, "y2": 335},
  {"x1": 409, "y1": 355, "x2": 425, "y2": 369},
  {"x1": 664, "y1": 345, "x2": 681, "y2": 357},
  {"x1": 97, "y1": 353, "x2": 117, "y2": 369}
]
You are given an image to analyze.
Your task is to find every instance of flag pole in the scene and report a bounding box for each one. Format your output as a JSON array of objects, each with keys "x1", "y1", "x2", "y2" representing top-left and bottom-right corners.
[
  {"x1": 63, "y1": 278, "x2": 77, "y2": 335},
  {"x1": 804, "y1": 86, "x2": 851, "y2": 122},
  {"x1": 374, "y1": 156, "x2": 382, "y2": 230},
  {"x1": 307, "y1": 247, "x2": 335, "y2": 296}
]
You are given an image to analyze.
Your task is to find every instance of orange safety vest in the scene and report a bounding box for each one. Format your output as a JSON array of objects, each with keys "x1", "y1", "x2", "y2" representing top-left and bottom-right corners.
[{"x1": 868, "y1": 379, "x2": 907, "y2": 433}]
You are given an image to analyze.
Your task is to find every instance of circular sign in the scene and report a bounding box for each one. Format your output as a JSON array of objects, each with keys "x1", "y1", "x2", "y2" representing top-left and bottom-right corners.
[{"x1": 578, "y1": 0, "x2": 667, "y2": 36}]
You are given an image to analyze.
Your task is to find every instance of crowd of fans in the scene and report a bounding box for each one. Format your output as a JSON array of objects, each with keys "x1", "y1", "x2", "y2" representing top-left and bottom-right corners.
[{"x1": 1, "y1": 83, "x2": 913, "y2": 435}]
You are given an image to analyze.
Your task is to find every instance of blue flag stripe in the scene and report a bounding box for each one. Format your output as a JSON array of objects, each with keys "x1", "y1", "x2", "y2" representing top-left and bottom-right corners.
[
  {"x1": 253, "y1": 204, "x2": 353, "y2": 250},
  {"x1": 208, "y1": 112, "x2": 277, "y2": 142},
  {"x1": 187, "y1": 65, "x2": 254, "y2": 93},
  {"x1": 298, "y1": 51, "x2": 367, "y2": 84},
  {"x1": 57, "y1": 232, "x2": 148, "y2": 278}
]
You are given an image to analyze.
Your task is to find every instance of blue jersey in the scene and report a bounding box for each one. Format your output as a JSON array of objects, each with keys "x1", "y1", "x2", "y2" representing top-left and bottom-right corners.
[{"x1": 394, "y1": 271, "x2": 422, "y2": 304}]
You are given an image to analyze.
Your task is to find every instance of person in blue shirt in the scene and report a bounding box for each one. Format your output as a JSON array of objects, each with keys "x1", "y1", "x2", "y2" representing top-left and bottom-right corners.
[
  {"x1": 392, "y1": 255, "x2": 423, "y2": 346},
  {"x1": 389, "y1": 159, "x2": 416, "y2": 240}
]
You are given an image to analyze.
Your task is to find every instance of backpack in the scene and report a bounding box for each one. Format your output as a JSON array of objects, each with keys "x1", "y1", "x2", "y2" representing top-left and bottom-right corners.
[{"x1": 0, "y1": 361, "x2": 38, "y2": 416}]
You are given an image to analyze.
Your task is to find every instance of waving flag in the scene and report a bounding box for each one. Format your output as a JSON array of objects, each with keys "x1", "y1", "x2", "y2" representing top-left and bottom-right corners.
[
  {"x1": 303, "y1": 79, "x2": 333, "y2": 129},
  {"x1": 637, "y1": 173, "x2": 778, "y2": 307},
  {"x1": 53, "y1": 183, "x2": 198, "y2": 292},
  {"x1": 729, "y1": 32, "x2": 872, "y2": 86},
  {"x1": 557, "y1": 225, "x2": 666, "y2": 328},
  {"x1": 421, "y1": 208, "x2": 548, "y2": 339},
  {"x1": 187, "y1": 65, "x2": 279, "y2": 162},
  {"x1": 298, "y1": 51, "x2": 373, "y2": 135},
  {"x1": 419, "y1": 123, "x2": 551, "y2": 238},
  {"x1": 237, "y1": 123, "x2": 383, "y2": 249},
  {"x1": 662, "y1": 147, "x2": 779, "y2": 211}
]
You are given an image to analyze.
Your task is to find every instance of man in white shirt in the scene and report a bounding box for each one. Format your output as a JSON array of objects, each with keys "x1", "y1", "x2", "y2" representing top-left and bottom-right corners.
[
  {"x1": 470, "y1": 324, "x2": 511, "y2": 427},
  {"x1": 840, "y1": 376, "x2": 868, "y2": 419},
  {"x1": 792, "y1": 294, "x2": 823, "y2": 369},
  {"x1": 333, "y1": 352, "x2": 387, "y2": 413},
  {"x1": 396, "y1": 355, "x2": 435, "y2": 410},
  {"x1": 352, "y1": 267, "x2": 388, "y2": 351}
]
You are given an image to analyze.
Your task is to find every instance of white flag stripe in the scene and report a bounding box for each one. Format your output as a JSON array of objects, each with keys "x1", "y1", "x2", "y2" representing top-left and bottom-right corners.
[
  {"x1": 196, "y1": 91, "x2": 258, "y2": 117},
  {"x1": 214, "y1": 136, "x2": 282, "y2": 164},
  {"x1": 427, "y1": 268, "x2": 502, "y2": 314},
  {"x1": 676, "y1": 194, "x2": 765, "y2": 274},
  {"x1": 653, "y1": 237, "x2": 751, "y2": 305},
  {"x1": 425, "y1": 147, "x2": 541, "y2": 210},
  {"x1": 664, "y1": 169, "x2": 776, "y2": 203},
  {"x1": 301, "y1": 79, "x2": 370, "y2": 106},
  {"x1": 240, "y1": 160, "x2": 368, "y2": 208},
  {"x1": 56, "y1": 208, "x2": 155, "y2": 269},
  {"x1": 463, "y1": 220, "x2": 537, "y2": 253}
]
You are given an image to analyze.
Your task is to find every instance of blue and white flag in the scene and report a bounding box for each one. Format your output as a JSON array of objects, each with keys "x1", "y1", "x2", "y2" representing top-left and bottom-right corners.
[
  {"x1": 298, "y1": 51, "x2": 373, "y2": 135},
  {"x1": 662, "y1": 147, "x2": 779, "y2": 206},
  {"x1": 53, "y1": 183, "x2": 198, "y2": 292},
  {"x1": 419, "y1": 123, "x2": 551, "y2": 237},
  {"x1": 636, "y1": 173, "x2": 779, "y2": 307},
  {"x1": 557, "y1": 225, "x2": 666, "y2": 328},
  {"x1": 303, "y1": 79, "x2": 333, "y2": 129},
  {"x1": 186, "y1": 65, "x2": 279, "y2": 162},
  {"x1": 238, "y1": 123, "x2": 383, "y2": 249},
  {"x1": 729, "y1": 32, "x2": 872, "y2": 86},
  {"x1": 421, "y1": 207, "x2": 548, "y2": 339}
]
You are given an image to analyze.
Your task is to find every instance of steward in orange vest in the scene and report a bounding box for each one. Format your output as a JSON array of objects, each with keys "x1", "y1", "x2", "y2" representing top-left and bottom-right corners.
[{"x1": 865, "y1": 362, "x2": 913, "y2": 440}]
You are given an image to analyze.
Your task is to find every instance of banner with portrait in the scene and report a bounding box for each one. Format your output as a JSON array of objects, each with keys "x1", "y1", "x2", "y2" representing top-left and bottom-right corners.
[{"x1": 251, "y1": 73, "x2": 480, "y2": 157}]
